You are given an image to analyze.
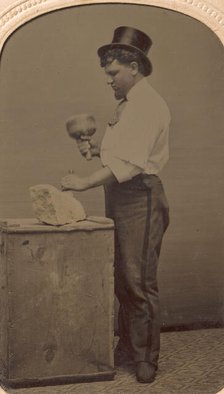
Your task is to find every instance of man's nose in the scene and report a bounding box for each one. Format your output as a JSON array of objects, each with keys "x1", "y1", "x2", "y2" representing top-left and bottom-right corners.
[{"x1": 107, "y1": 76, "x2": 113, "y2": 85}]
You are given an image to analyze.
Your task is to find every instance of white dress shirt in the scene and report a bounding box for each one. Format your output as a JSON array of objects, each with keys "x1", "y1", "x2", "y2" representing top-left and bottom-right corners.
[{"x1": 100, "y1": 78, "x2": 171, "y2": 183}]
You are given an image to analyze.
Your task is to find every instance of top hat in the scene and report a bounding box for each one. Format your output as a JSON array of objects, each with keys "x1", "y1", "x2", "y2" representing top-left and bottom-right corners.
[{"x1": 97, "y1": 26, "x2": 152, "y2": 76}]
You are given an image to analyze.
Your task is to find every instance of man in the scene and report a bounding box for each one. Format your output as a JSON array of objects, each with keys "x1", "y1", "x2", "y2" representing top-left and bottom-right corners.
[{"x1": 61, "y1": 26, "x2": 170, "y2": 384}]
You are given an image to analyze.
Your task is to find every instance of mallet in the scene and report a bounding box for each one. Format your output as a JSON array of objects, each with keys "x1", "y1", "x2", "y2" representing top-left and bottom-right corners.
[{"x1": 66, "y1": 114, "x2": 96, "y2": 160}]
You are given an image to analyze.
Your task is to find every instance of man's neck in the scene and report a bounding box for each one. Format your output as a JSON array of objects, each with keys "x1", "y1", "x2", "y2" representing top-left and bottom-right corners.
[
  {"x1": 127, "y1": 74, "x2": 144, "y2": 96},
  {"x1": 134, "y1": 74, "x2": 144, "y2": 85},
  {"x1": 125, "y1": 75, "x2": 146, "y2": 100}
]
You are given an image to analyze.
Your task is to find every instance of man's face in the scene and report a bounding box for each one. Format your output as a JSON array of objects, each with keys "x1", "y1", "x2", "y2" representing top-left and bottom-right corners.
[{"x1": 105, "y1": 59, "x2": 135, "y2": 100}]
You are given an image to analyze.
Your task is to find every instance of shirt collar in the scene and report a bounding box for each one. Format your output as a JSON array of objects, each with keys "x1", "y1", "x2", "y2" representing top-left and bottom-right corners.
[{"x1": 126, "y1": 77, "x2": 149, "y2": 101}]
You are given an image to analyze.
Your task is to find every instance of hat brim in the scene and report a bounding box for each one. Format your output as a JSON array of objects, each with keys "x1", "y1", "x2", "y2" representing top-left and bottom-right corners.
[{"x1": 97, "y1": 43, "x2": 152, "y2": 76}]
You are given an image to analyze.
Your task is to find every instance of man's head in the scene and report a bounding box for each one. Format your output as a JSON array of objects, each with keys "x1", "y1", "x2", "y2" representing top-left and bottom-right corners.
[
  {"x1": 97, "y1": 26, "x2": 152, "y2": 99},
  {"x1": 100, "y1": 48, "x2": 150, "y2": 100}
]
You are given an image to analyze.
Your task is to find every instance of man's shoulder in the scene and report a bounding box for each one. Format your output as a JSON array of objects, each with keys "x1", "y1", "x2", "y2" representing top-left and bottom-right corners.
[
  {"x1": 132, "y1": 79, "x2": 170, "y2": 119},
  {"x1": 144, "y1": 81, "x2": 168, "y2": 106}
]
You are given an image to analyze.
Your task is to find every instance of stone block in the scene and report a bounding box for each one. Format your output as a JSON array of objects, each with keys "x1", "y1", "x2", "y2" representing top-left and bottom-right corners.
[{"x1": 29, "y1": 184, "x2": 86, "y2": 225}]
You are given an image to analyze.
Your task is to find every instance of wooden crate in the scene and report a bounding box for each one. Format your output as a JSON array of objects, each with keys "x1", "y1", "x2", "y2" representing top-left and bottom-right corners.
[{"x1": 0, "y1": 218, "x2": 115, "y2": 388}]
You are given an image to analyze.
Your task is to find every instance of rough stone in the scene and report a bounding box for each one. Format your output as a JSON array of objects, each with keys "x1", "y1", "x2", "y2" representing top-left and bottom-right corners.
[{"x1": 29, "y1": 184, "x2": 86, "y2": 225}]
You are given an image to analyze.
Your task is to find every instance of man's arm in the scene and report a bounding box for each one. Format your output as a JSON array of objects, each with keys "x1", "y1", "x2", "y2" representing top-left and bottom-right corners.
[{"x1": 61, "y1": 166, "x2": 117, "y2": 192}]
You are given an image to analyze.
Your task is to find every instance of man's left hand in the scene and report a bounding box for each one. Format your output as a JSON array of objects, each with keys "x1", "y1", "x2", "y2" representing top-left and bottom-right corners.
[{"x1": 61, "y1": 174, "x2": 87, "y2": 191}]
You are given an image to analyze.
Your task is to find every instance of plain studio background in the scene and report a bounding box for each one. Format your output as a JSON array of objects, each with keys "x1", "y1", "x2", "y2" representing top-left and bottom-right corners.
[{"x1": 0, "y1": 4, "x2": 224, "y2": 327}]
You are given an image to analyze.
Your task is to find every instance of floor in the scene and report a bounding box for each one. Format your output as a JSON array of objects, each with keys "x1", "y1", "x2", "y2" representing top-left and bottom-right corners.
[{"x1": 2, "y1": 328, "x2": 224, "y2": 394}]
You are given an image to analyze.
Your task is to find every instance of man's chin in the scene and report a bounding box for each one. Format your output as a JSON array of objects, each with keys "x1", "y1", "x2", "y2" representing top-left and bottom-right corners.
[{"x1": 114, "y1": 90, "x2": 124, "y2": 100}]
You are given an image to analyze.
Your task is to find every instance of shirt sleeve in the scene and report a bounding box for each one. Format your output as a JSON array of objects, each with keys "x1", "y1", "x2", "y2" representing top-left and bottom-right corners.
[
  {"x1": 112, "y1": 99, "x2": 166, "y2": 170},
  {"x1": 103, "y1": 153, "x2": 142, "y2": 183}
]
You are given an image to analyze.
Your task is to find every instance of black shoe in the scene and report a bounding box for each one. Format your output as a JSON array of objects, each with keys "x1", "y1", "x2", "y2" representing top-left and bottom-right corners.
[{"x1": 136, "y1": 362, "x2": 156, "y2": 383}]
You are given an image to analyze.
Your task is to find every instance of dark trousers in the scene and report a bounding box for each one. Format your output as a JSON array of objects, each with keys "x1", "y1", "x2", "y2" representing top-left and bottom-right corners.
[{"x1": 104, "y1": 174, "x2": 169, "y2": 367}]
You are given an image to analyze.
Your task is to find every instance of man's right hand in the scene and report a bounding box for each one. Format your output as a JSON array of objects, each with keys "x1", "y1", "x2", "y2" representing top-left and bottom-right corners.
[{"x1": 76, "y1": 136, "x2": 100, "y2": 159}]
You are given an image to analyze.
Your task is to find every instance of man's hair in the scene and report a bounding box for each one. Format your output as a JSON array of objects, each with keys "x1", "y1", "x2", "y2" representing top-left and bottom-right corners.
[{"x1": 99, "y1": 48, "x2": 152, "y2": 76}]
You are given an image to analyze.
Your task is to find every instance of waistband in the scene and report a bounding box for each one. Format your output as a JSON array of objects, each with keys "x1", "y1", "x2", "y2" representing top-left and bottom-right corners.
[{"x1": 108, "y1": 173, "x2": 163, "y2": 192}]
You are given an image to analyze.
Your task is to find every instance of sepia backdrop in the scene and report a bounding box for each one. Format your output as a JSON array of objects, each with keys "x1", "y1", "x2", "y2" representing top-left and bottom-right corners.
[{"x1": 0, "y1": 3, "x2": 224, "y2": 327}]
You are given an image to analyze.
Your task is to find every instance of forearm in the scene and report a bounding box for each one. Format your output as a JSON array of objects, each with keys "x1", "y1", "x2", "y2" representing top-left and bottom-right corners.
[
  {"x1": 84, "y1": 166, "x2": 116, "y2": 189},
  {"x1": 61, "y1": 166, "x2": 117, "y2": 192}
]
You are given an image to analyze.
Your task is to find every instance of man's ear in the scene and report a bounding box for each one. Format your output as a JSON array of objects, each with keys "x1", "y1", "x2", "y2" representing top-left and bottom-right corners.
[{"x1": 130, "y1": 61, "x2": 139, "y2": 76}]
